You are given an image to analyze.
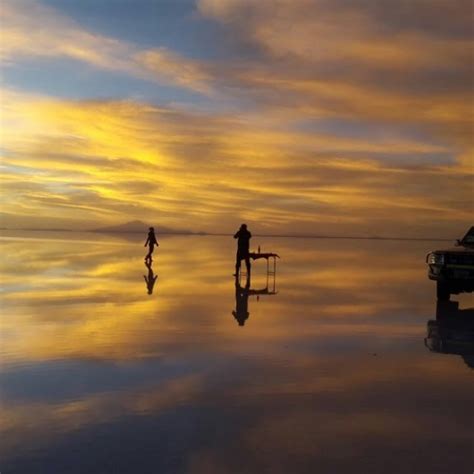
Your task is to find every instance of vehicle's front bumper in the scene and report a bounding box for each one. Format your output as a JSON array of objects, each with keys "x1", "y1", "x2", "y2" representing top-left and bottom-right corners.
[
  {"x1": 428, "y1": 264, "x2": 474, "y2": 281},
  {"x1": 428, "y1": 265, "x2": 474, "y2": 295}
]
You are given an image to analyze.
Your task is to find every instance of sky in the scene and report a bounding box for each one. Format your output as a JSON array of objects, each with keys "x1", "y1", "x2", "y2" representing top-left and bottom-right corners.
[{"x1": 0, "y1": 0, "x2": 472, "y2": 237}]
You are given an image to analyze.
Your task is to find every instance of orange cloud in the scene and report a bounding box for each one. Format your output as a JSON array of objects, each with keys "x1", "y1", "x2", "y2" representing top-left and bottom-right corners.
[{"x1": 1, "y1": 87, "x2": 472, "y2": 235}]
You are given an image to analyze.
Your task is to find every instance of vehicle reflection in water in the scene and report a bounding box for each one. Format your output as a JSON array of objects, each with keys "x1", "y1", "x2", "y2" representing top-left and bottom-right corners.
[
  {"x1": 143, "y1": 260, "x2": 158, "y2": 295},
  {"x1": 233, "y1": 268, "x2": 278, "y2": 326},
  {"x1": 425, "y1": 301, "x2": 474, "y2": 369}
]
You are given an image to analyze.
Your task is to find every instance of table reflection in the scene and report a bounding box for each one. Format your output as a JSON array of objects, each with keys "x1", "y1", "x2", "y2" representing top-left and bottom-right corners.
[{"x1": 233, "y1": 267, "x2": 278, "y2": 326}]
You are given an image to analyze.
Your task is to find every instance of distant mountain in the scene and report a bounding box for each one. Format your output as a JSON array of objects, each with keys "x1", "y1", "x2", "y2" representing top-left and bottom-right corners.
[{"x1": 92, "y1": 220, "x2": 195, "y2": 234}]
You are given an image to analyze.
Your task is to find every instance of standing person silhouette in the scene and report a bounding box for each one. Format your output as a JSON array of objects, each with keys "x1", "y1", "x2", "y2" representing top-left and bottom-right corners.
[
  {"x1": 144, "y1": 227, "x2": 159, "y2": 262},
  {"x1": 233, "y1": 223, "x2": 252, "y2": 277}
]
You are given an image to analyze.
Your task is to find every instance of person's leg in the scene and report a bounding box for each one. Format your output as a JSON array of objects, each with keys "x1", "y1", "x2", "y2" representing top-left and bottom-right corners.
[
  {"x1": 244, "y1": 255, "x2": 251, "y2": 275},
  {"x1": 235, "y1": 251, "x2": 241, "y2": 276},
  {"x1": 146, "y1": 244, "x2": 153, "y2": 261}
]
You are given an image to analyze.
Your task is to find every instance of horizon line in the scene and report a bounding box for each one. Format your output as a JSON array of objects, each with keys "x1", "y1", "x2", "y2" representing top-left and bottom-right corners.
[{"x1": 0, "y1": 227, "x2": 454, "y2": 242}]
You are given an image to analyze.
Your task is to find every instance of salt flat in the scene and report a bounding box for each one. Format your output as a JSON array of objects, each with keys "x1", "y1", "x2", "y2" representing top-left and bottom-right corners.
[{"x1": 1, "y1": 232, "x2": 472, "y2": 474}]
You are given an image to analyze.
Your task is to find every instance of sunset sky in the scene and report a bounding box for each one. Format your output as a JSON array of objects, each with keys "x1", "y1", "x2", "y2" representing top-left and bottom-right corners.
[{"x1": 1, "y1": 0, "x2": 472, "y2": 237}]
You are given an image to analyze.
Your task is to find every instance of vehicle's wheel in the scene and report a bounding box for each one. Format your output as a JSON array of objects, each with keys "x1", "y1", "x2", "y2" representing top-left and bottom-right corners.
[{"x1": 437, "y1": 282, "x2": 450, "y2": 301}]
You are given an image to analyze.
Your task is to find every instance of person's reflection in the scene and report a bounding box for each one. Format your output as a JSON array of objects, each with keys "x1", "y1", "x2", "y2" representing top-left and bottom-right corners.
[
  {"x1": 425, "y1": 300, "x2": 474, "y2": 368},
  {"x1": 144, "y1": 260, "x2": 158, "y2": 295},
  {"x1": 233, "y1": 274, "x2": 250, "y2": 326}
]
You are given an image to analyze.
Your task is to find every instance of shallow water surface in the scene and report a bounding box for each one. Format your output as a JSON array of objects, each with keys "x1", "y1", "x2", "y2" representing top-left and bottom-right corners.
[{"x1": 1, "y1": 232, "x2": 473, "y2": 473}]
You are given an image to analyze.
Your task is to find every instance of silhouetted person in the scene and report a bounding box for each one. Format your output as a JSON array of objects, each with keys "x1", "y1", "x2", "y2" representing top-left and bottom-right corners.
[
  {"x1": 144, "y1": 260, "x2": 158, "y2": 295},
  {"x1": 144, "y1": 227, "x2": 158, "y2": 262},
  {"x1": 233, "y1": 223, "x2": 251, "y2": 276},
  {"x1": 233, "y1": 275, "x2": 250, "y2": 326}
]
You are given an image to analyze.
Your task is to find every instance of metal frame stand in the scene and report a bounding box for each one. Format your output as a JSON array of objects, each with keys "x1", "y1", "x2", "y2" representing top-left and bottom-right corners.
[{"x1": 239, "y1": 256, "x2": 277, "y2": 293}]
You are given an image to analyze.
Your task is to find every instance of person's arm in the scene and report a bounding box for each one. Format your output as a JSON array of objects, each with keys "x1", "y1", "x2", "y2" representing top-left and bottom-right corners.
[
  {"x1": 144, "y1": 236, "x2": 150, "y2": 246},
  {"x1": 248, "y1": 231, "x2": 252, "y2": 238},
  {"x1": 234, "y1": 230, "x2": 240, "y2": 239}
]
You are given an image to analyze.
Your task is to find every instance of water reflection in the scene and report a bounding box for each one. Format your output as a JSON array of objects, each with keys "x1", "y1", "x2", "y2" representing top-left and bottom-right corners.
[
  {"x1": 233, "y1": 266, "x2": 278, "y2": 326},
  {"x1": 143, "y1": 260, "x2": 158, "y2": 295},
  {"x1": 425, "y1": 301, "x2": 474, "y2": 369},
  {"x1": 233, "y1": 275, "x2": 250, "y2": 326},
  {"x1": 1, "y1": 232, "x2": 473, "y2": 474}
]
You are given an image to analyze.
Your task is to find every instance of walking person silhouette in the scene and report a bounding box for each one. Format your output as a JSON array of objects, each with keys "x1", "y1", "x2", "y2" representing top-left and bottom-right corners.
[
  {"x1": 233, "y1": 223, "x2": 252, "y2": 277},
  {"x1": 144, "y1": 227, "x2": 159, "y2": 262}
]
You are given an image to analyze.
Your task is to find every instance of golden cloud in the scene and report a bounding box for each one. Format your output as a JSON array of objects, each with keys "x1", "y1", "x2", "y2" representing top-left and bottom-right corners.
[{"x1": 1, "y1": 86, "x2": 472, "y2": 235}]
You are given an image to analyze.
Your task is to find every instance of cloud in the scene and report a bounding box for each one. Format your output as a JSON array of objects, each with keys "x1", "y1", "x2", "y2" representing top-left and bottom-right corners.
[
  {"x1": 198, "y1": 0, "x2": 473, "y2": 141},
  {"x1": 136, "y1": 48, "x2": 213, "y2": 93},
  {"x1": 1, "y1": 87, "x2": 472, "y2": 235},
  {"x1": 198, "y1": 0, "x2": 473, "y2": 72},
  {"x1": 1, "y1": 0, "x2": 215, "y2": 93},
  {"x1": 0, "y1": 0, "x2": 472, "y2": 235}
]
